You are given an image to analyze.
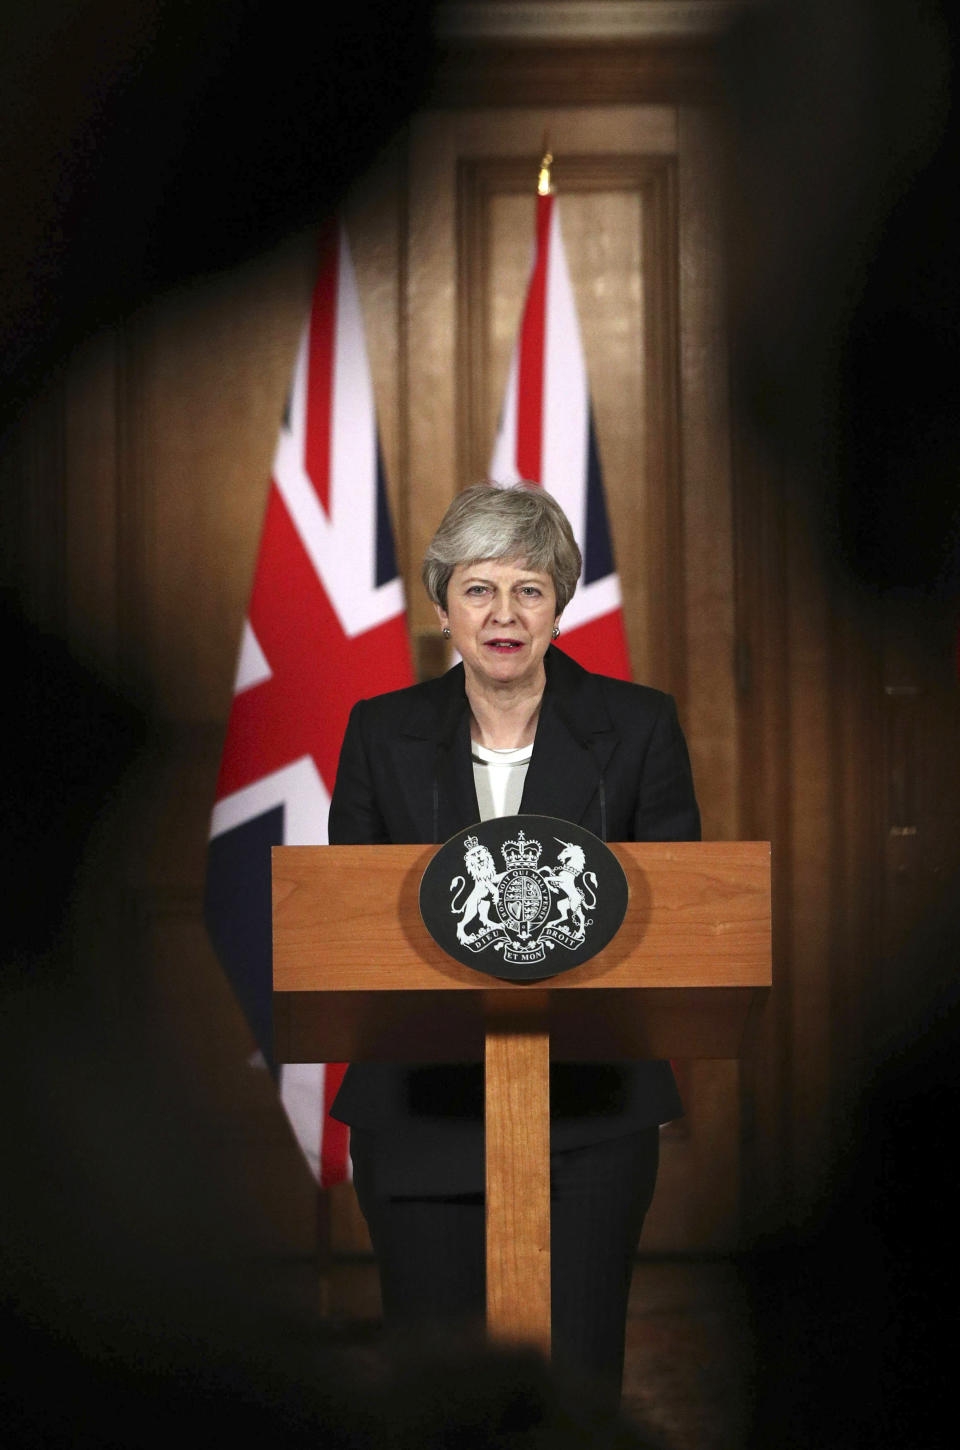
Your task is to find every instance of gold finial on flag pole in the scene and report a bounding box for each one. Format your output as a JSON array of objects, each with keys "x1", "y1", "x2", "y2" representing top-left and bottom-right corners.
[{"x1": 537, "y1": 135, "x2": 553, "y2": 195}]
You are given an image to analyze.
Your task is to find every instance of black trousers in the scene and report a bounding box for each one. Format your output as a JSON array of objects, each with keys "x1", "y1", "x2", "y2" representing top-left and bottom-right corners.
[{"x1": 350, "y1": 1127, "x2": 660, "y2": 1419}]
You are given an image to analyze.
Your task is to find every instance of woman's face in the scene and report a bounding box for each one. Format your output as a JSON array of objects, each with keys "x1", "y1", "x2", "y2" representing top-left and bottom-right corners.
[{"x1": 436, "y1": 557, "x2": 559, "y2": 692}]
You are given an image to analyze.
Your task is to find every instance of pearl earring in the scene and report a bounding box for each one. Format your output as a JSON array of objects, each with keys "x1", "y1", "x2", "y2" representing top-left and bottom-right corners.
[
  {"x1": 552, "y1": 625, "x2": 560, "y2": 640},
  {"x1": 442, "y1": 627, "x2": 451, "y2": 639}
]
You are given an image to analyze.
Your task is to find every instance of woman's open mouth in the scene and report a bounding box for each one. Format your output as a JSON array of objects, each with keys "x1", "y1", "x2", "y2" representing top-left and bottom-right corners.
[{"x1": 484, "y1": 638, "x2": 523, "y2": 652}]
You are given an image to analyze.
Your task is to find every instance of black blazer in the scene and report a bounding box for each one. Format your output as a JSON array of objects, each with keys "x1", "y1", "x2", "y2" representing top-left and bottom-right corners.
[{"x1": 328, "y1": 645, "x2": 701, "y2": 1194}]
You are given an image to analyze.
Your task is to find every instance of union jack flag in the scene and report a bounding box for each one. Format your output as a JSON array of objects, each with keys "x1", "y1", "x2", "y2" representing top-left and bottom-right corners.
[
  {"x1": 205, "y1": 222, "x2": 413, "y2": 1186},
  {"x1": 490, "y1": 182, "x2": 632, "y2": 681}
]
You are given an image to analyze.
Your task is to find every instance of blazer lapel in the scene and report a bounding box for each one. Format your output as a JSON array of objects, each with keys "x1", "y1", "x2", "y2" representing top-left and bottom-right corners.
[
  {"x1": 387, "y1": 665, "x2": 480, "y2": 843},
  {"x1": 519, "y1": 648, "x2": 620, "y2": 828},
  {"x1": 386, "y1": 649, "x2": 617, "y2": 841}
]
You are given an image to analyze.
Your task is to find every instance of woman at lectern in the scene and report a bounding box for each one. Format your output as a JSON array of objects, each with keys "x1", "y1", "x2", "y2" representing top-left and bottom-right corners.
[{"x1": 328, "y1": 483, "x2": 700, "y2": 1421}]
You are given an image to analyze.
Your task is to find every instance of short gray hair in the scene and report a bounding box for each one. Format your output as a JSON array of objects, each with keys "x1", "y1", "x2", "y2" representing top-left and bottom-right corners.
[{"x1": 422, "y1": 483, "x2": 582, "y2": 614}]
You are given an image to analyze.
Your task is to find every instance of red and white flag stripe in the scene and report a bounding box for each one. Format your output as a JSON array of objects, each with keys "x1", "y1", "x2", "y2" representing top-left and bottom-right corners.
[
  {"x1": 490, "y1": 190, "x2": 632, "y2": 681},
  {"x1": 206, "y1": 222, "x2": 413, "y2": 1186}
]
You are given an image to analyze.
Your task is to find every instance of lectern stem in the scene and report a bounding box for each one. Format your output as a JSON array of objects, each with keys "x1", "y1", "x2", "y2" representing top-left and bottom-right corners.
[{"x1": 484, "y1": 998, "x2": 551, "y2": 1356}]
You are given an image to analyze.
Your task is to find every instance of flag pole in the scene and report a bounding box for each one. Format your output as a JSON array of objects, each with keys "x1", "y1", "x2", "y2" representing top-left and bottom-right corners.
[{"x1": 538, "y1": 139, "x2": 553, "y2": 196}]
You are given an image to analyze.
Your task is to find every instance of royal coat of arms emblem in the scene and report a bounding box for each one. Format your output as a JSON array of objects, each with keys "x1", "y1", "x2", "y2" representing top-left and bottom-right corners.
[
  {"x1": 451, "y1": 829, "x2": 597, "y2": 966},
  {"x1": 419, "y1": 815, "x2": 628, "y2": 981}
]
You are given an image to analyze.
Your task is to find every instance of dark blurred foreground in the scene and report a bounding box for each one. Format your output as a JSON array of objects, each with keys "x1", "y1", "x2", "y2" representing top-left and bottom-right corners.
[
  {"x1": 1, "y1": 967, "x2": 668, "y2": 1450},
  {"x1": 721, "y1": 0, "x2": 959, "y2": 598},
  {"x1": 740, "y1": 875, "x2": 960, "y2": 1450},
  {"x1": 3, "y1": 1, "x2": 960, "y2": 1446},
  {"x1": 722, "y1": 3, "x2": 959, "y2": 1447},
  {"x1": 0, "y1": 0, "x2": 438, "y2": 437}
]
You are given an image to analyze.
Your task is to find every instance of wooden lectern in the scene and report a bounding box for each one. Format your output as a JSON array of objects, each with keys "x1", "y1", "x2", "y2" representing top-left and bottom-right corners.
[{"x1": 272, "y1": 840, "x2": 771, "y2": 1355}]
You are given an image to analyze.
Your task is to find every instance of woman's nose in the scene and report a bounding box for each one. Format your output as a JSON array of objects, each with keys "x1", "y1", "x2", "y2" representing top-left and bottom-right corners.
[{"x1": 491, "y1": 591, "x2": 515, "y2": 622}]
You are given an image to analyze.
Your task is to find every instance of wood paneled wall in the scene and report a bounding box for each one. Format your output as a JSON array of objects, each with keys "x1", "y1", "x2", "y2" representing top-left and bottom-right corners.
[{"x1": 6, "y1": 41, "x2": 958, "y2": 1270}]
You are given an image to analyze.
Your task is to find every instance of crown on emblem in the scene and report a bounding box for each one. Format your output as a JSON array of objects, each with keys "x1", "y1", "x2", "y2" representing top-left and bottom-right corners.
[
  {"x1": 501, "y1": 830, "x2": 542, "y2": 868},
  {"x1": 464, "y1": 835, "x2": 480, "y2": 851}
]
